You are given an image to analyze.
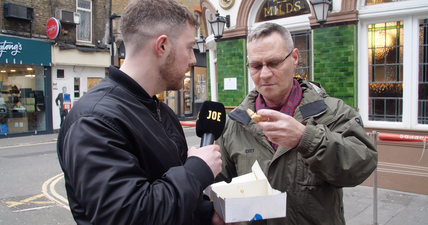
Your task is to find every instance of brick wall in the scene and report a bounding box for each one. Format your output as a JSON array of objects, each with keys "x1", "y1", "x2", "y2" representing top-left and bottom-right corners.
[
  {"x1": 0, "y1": 0, "x2": 113, "y2": 47},
  {"x1": 312, "y1": 25, "x2": 358, "y2": 108},
  {"x1": 216, "y1": 39, "x2": 248, "y2": 106},
  {"x1": 92, "y1": 1, "x2": 110, "y2": 45},
  {"x1": 1, "y1": 0, "x2": 52, "y2": 38}
]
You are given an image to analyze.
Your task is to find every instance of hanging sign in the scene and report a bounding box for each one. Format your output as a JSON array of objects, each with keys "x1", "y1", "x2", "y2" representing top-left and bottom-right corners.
[{"x1": 46, "y1": 17, "x2": 61, "y2": 39}]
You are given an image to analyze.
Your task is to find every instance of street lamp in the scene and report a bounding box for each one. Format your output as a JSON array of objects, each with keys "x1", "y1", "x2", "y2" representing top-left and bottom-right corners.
[
  {"x1": 109, "y1": 13, "x2": 121, "y2": 65},
  {"x1": 209, "y1": 10, "x2": 230, "y2": 40},
  {"x1": 310, "y1": 0, "x2": 332, "y2": 27},
  {"x1": 196, "y1": 35, "x2": 206, "y2": 53}
]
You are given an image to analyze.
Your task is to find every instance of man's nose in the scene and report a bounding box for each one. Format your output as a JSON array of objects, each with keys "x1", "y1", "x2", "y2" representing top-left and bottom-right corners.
[
  {"x1": 259, "y1": 64, "x2": 273, "y2": 79},
  {"x1": 189, "y1": 51, "x2": 197, "y2": 66}
]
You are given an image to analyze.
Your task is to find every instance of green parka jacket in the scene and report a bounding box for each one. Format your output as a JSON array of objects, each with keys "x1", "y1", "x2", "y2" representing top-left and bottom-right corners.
[{"x1": 215, "y1": 78, "x2": 378, "y2": 225}]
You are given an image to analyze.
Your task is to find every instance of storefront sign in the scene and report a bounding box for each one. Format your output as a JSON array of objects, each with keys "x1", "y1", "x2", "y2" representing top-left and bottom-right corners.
[
  {"x1": 256, "y1": 0, "x2": 311, "y2": 22},
  {"x1": 46, "y1": 17, "x2": 61, "y2": 39},
  {"x1": 0, "y1": 35, "x2": 51, "y2": 66},
  {"x1": 0, "y1": 41, "x2": 22, "y2": 57}
]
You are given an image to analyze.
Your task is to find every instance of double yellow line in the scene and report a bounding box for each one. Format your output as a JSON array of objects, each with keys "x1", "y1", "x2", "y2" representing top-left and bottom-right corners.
[{"x1": 42, "y1": 173, "x2": 70, "y2": 210}]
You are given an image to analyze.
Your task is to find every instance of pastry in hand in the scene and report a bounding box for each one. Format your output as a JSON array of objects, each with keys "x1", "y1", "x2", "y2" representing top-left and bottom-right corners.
[{"x1": 246, "y1": 109, "x2": 269, "y2": 122}]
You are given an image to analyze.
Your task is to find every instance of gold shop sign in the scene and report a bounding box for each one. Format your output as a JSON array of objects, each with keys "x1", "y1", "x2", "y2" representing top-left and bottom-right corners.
[{"x1": 256, "y1": 0, "x2": 311, "y2": 22}]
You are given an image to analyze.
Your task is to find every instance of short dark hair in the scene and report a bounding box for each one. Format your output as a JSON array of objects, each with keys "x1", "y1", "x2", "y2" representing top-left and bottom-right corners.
[
  {"x1": 247, "y1": 23, "x2": 294, "y2": 52},
  {"x1": 120, "y1": 0, "x2": 199, "y2": 51}
]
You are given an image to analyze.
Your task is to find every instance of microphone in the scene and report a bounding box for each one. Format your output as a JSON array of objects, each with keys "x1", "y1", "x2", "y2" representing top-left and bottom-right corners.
[{"x1": 196, "y1": 101, "x2": 226, "y2": 147}]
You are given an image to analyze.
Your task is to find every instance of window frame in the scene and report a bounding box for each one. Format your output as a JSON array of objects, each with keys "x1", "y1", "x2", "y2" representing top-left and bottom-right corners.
[
  {"x1": 76, "y1": 0, "x2": 92, "y2": 44},
  {"x1": 358, "y1": 5, "x2": 428, "y2": 131}
]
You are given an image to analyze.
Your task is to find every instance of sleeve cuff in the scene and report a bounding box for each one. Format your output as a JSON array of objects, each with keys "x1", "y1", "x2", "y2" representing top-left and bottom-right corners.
[
  {"x1": 295, "y1": 124, "x2": 317, "y2": 158},
  {"x1": 184, "y1": 156, "x2": 214, "y2": 189}
]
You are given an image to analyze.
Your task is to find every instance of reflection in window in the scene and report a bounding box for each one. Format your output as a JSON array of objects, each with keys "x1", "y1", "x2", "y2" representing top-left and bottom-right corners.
[
  {"x1": 292, "y1": 31, "x2": 311, "y2": 80},
  {"x1": 368, "y1": 21, "x2": 403, "y2": 122},
  {"x1": 419, "y1": 19, "x2": 428, "y2": 124},
  {"x1": 366, "y1": 0, "x2": 406, "y2": 5}
]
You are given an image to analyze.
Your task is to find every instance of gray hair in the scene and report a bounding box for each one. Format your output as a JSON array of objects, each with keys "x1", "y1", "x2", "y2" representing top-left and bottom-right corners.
[
  {"x1": 247, "y1": 23, "x2": 294, "y2": 52},
  {"x1": 120, "y1": 0, "x2": 199, "y2": 52}
]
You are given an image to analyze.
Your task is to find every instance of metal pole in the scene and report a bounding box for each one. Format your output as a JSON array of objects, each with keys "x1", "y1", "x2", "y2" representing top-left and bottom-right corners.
[
  {"x1": 109, "y1": 13, "x2": 121, "y2": 66},
  {"x1": 371, "y1": 130, "x2": 379, "y2": 225}
]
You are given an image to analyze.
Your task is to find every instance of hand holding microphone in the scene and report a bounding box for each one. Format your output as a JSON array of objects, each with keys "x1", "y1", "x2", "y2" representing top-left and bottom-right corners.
[{"x1": 187, "y1": 101, "x2": 226, "y2": 178}]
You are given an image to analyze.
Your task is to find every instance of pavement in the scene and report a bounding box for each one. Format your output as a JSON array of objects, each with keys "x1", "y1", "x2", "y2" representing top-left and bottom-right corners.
[{"x1": 1, "y1": 132, "x2": 428, "y2": 225}]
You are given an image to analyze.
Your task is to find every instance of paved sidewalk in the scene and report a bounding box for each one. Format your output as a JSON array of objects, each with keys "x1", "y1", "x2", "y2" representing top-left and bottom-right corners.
[
  {"x1": 1, "y1": 133, "x2": 427, "y2": 224},
  {"x1": 0, "y1": 133, "x2": 58, "y2": 147}
]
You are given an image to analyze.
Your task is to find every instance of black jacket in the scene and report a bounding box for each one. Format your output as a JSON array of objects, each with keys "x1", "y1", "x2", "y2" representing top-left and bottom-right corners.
[{"x1": 57, "y1": 66, "x2": 214, "y2": 225}]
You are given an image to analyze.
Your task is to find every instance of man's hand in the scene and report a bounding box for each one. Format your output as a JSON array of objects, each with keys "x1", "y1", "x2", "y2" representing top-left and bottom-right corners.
[
  {"x1": 256, "y1": 109, "x2": 305, "y2": 149},
  {"x1": 188, "y1": 145, "x2": 222, "y2": 178}
]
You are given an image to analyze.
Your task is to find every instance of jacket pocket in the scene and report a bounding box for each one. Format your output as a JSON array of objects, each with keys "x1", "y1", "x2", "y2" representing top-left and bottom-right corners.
[{"x1": 296, "y1": 158, "x2": 326, "y2": 189}]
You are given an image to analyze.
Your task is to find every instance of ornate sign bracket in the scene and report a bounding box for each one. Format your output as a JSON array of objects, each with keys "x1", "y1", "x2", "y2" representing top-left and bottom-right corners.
[{"x1": 219, "y1": 0, "x2": 235, "y2": 10}]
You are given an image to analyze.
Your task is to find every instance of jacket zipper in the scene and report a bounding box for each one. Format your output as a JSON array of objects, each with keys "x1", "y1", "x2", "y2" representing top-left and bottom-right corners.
[
  {"x1": 156, "y1": 100, "x2": 183, "y2": 165},
  {"x1": 156, "y1": 100, "x2": 162, "y2": 123}
]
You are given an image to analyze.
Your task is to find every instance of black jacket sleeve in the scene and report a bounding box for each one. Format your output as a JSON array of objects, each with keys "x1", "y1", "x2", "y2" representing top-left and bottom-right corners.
[{"x1": 59, "y1": 117, "x2": 213, "y2": 225}]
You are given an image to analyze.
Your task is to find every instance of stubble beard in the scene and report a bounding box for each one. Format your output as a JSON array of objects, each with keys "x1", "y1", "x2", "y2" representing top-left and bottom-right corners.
[{"x1": 160, "y1": 47, "x2": 185, "y2": 91}]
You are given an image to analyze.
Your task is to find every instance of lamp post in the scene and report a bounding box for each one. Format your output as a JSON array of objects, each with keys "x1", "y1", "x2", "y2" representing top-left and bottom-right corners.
[
  {"x1": 196, "y1": 35, "x2": 206, "y2": 54},
  {"x1": 209, "y1": 10, "x2": 230, "y2": 40},
  {"x1": 109, "y1": 13, "x2": 121, "y2": 65},
  {"x1": 310, "y1": 0, "x2": 332, "y2": 27}
]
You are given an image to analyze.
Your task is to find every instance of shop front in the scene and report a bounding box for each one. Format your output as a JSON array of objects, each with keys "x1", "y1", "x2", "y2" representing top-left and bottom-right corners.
[
  {"x1": 50, "y1": 45, "x2": 110, "y2": 130},
  {"x1": 0, "y1": 35, "x2": 52, "y2": 137}
]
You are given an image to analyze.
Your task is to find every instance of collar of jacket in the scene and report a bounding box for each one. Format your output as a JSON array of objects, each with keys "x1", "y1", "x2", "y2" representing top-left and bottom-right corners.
[
  {"x1": 107, "y1": 65, "x2": 160, "y2": 113},
  {"x1": 228, "y1": 78, "x2": 328, "y2": 126}
]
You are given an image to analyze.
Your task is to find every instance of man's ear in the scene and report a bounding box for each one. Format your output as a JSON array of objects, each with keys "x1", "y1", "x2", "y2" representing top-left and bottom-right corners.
[
  {"x1": 155, "y1": 35, "x2": 168, "y2": 57},
  {"x1": 292, "y1": 48, "x2": 299, "y2": 67}
]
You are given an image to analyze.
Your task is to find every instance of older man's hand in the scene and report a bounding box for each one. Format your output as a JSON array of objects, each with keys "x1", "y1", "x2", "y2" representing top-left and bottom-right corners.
[{"x1": 255, "y1": 109, "x2": 306, "y2": 149}]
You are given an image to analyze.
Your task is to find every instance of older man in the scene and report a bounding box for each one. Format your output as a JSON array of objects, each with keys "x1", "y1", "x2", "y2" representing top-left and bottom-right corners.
[{"x1": 215, "y1": 23, "x2": 378, "y2": 225}]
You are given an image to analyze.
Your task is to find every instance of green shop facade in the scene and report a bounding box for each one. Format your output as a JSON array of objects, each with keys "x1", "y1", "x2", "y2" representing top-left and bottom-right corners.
[
  {"x1": 201, "y1": 0, "x2": 428, "y2": 195},
  {"x1": 0, "y1": 35, "x2": 53, "y2": 137}
]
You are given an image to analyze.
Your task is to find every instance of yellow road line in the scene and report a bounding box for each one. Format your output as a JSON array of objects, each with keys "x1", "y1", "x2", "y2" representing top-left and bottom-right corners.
[
  {"x1": 50, "y1": 174, "x2": 68, "y2": 204},
  {"x1": 3, "y1": 194, "x2": 54, "y2": 207},
  {"x1": 42, "y1": 173, "x2": 70, "y2": 210}
]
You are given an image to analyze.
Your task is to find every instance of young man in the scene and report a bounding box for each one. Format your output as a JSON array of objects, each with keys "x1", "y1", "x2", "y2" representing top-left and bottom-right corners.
[
  {"x1": 215, "y1": 23, "x2": 378, "y2": 225},
  {"x1": 57, "y1": 0, "x2": 224, "y2": 224}
]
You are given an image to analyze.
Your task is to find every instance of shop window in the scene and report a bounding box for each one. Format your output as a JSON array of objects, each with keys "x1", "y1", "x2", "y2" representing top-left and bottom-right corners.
[
  {"x1": 256, "y1": 0, "x2": 311, "y2": 23},
  {"x1": 360, "y1": 16, "x2": 428, "y2": 130},
  {"x1": 292, "y1": 30, "x2": 311, "y2": 80},
  {"x1": 368, "y1": 21, "x2": 404, "y2": 122},
  {"x1": 0, "y1": 65, "x2": 46, "y2": 134},
  {"x1": 183, "y1": 73, "x2": 192, "y2": 115},
  {"x1": 194, "y1": 67, "x2": 208, "y2": 103},
  {"x1": 57, "y1": 69, "x2": 64, "y2": 78},
  {"x1": 77, "y1": 0, "x2": 92, "y2": 43},
  {"x1": 419, "y1": 19, "x2": 428, "y2": 124}
]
